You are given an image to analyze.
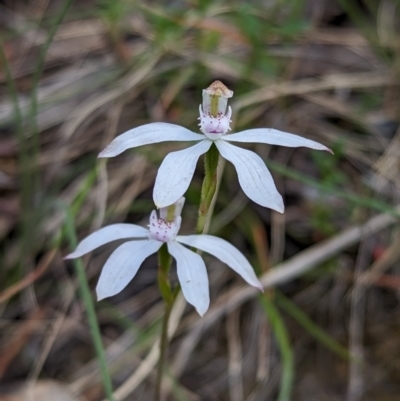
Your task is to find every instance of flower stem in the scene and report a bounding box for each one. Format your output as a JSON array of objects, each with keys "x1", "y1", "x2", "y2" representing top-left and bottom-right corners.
[
  {"x1": 157, "y1": 244, "x2": 173, "y2": 304},
  {"x1": 64, "y1": 208, "x2": 115, "y2": 401},
  {"x1": 155, "y1": 243, "x2": 173, "y2": 401},
  {"x1": 155, "y1": 143, "x2": 220, "y2": 398},
  {"x1": 154, "y1": 298, "x2": 173, "y2": 401},
  {"x1": 197, "y1": 143, "x2": 219, "y2": 234}
]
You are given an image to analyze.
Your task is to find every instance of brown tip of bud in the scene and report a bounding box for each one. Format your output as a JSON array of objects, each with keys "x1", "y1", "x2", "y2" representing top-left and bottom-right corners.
[{"x1": 204, "y1": 80, "x2": 233, "y2": 98}]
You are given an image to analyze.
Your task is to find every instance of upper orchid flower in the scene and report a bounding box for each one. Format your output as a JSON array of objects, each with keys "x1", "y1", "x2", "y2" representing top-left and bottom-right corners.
[
  {"x1": 98, "y1": 81, "x2": 331, "y2": 213},
  {"x1": 65, "y1": 198, "x2": 262, "y2": 316}
]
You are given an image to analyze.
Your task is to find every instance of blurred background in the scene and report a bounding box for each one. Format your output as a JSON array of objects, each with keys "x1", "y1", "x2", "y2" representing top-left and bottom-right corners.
[{"x1": 1, "y1": 0, "x2": 400, "y2": 400}]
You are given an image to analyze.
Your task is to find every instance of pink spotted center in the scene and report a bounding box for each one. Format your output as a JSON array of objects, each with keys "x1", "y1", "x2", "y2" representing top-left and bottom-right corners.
[
  {"x1": 148, "y1": 211, "x2": 181, "y2": 243},
  {"x1": 198, "y1": 105, "x2": 232, "y2": 139}
]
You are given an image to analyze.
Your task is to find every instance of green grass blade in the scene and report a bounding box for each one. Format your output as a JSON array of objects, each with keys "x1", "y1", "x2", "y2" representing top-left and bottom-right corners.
[
  {"x1": 63, "y1": 207, "x2": 115, "y2": 401},
  {"x1": 267, "y1": 160, "x2": 400, "y2": 217},
  {"x1": 275, "y1": 291, "x2": 351, "y2": 360},
  {"x1": 259, "y1": 295, "x2": 294, "y2": 401},
  {"x1": 28, "y1": 0, "x2": 75, "y2": 130}
]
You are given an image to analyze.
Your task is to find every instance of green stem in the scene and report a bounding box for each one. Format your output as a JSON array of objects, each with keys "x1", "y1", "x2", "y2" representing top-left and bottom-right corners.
[
  {"x1": 155, "y1": 244, "x2": 173, "y2": 401},
  {"x1": 154, "y1": 142, "x2": 221, "y2": 398},
  {"x1": 259, "y1": 294, "x2": 294, "y2": 401},
  {"x1": 154, "y1": 299, "x2": 173, "y2": 401},
  {"x1": 64, "y1": 209, "x2": 115, "y2": 401},
  {"x1": 157, "y1": 244, "x2": 173, "y2": 304},
  {"x1": 196, "y1": 143, "x2": 219, "y2": 234}
]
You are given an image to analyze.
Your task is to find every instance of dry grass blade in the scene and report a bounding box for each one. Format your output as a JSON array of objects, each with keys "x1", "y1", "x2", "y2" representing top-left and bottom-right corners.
[
  {"x1": 0, "y1": 308, "x2": 46, "y2": 378},
  {"x1": 227, "y1": 309, "x2": 244, "y2": 401},
  {"x1": 346, "y1": 237, "x2": 371, "y2": 401},
  {"x1": 233, "y1": 71, "x2": 395, "y2": 111},
  {"x1": 0, "y1": 250, "x2": 57, "y2": 304}
]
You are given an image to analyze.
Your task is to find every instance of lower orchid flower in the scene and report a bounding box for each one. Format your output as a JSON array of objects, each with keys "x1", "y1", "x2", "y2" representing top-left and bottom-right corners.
[
  {"x1": 65, "y1": 198, "x2": 262, "y2": 316},
  {"x1": 98, "y1": 81, "x2": 332, "y2": 213}
]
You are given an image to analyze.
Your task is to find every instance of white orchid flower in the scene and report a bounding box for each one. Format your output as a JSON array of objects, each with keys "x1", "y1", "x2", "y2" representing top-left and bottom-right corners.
[
  {"x1": 98, "y1": 81, "x2": 331, "y2": 213},
  {"x1": 65, "y1": 198, "x2": 262, "y2": 316}
]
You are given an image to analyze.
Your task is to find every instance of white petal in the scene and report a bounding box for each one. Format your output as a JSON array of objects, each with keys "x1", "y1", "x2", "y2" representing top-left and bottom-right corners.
[
  {"x1": 224, "y1": 129, "x2": 332, "y2": 152},
  {"x1": 96, "y1": 239, "x2": 162, "y2": 300},
  {"x1": 98, "y1": 123, "x2": 204, "y2": 158},
  {"x1": 65, "y1": 224, "x2": 149, "y2": 259},
  {"x1": 153, "y1": 140, "x2": 212, "y2": 208},
  {"x1": 167, "y1": 241, "x2": 209, "y2": 316},
  {"x1": 215, "y1": 140, "x2": 284, "y2": 212},
  {"x1": 177, "y1": 235, "x2": 262, "y2": 290}
]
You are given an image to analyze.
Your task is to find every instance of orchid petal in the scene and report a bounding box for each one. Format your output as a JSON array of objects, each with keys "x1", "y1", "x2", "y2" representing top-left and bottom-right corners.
[
  {"x1": 98, "y1": 123, "x2": 204, "y2": 158},
  {"x1": 153, "y1": 140, "x2": 212, "y2": 208},
  {"x1": 65, "y1": 224, "x2": 149, "y2": 259},
  {"x1": 215, "y1": 141, "x2": 284, "y2": 212},
  {"x1": 224, "y1": 129, "x2": 331, "y2": 152},
  {"x1": 177, "y1": 235, "x2": 263, "y2": 290},
  {"x1": 168, "y1": 241, "x2": 209, "y2": 316},
  {"x1": 96, "y1": 239, "x2": 162, "y2": 300}
]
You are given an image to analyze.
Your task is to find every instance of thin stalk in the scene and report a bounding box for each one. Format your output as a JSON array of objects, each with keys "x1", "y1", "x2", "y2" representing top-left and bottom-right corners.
[
  {"x1": 64, "y1": 208, "x2": 115, "y2": 401},
  {"x1": 153, "y1": 102, "x2": 225, "y2": 395},
  {"x1": 155, "y1": 243, "x2": 173, "y2": 401},
  {"x1": 196, "y1": 143, "x2": 219, "y2": 234},
  {"x1": 155, "y1": 142, "x2": 221, "y2": 398},
  {"x1": 0, "y1": 42, "x2": 29, "y2": 274},
  {"x1": 22, "y1": 0, "x2": 74, "y2": 272},
  {"x1": 0, "y1": 43, "x2": 23, "y2": 125},
  {"x1": 154, "y1": 299, "x2": 173, "y2": 401},
  {"x1": 259, "y1": 295, "x2": 294, "y2": 401}
]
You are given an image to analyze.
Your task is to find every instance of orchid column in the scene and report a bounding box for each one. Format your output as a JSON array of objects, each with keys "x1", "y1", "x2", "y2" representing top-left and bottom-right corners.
[{"x1": 197, "y1": 81, "x2": 233, "y2": 233}]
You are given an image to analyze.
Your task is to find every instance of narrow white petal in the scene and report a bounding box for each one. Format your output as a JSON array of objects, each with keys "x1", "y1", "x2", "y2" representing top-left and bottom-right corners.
[
  {"x1": 177, "y1": 235, "x2": 262, "y2": 290},
  {"x1": 215, "y1": 141, "x2": 284, "y2": 212},
  {"x1": 224, "y1": 129, "x2": 332, "y2": 152},
  {"x1": 65, "y1": 224, "x2": 149, "y2": 259},
  {"x1": 153, "y1": 140, "x2": 212, "y2": 208},
  {"x1": 167, "y1": 241, "x2": 209, "y2": 316},
  {"x1": 98, "y1": 123, "x2": 204, "y2": 158},
  {"x1": 96, "y1": 239, "x2": 162, "y2": 300}
]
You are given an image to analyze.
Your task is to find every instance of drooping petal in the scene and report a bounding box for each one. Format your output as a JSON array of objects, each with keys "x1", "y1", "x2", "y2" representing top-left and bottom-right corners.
[
  {"x1": 64, "y1": 224, "x2": 149, "y2": 259},
  {"x1": 98, "y1": 123, "x2": 204, "y2": 158},
  {"x1": 177, "y1": 235, "x2": 263, "y2": 290},
  {"x1": 153, "y1": 140, "x2": 212, "y2": 208},
  {"x1": 224, "y1": 129, "x2": 332, "y2": 152},
  {"x1": 167, "y1": 241, "x2": 209, "y2": 316},
  {"x1": 215, "y1": 140, "x2": 284, "y2": 213},
  {"x1": 96, "y1": 239, "x2": 162, "y2": 300}
]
